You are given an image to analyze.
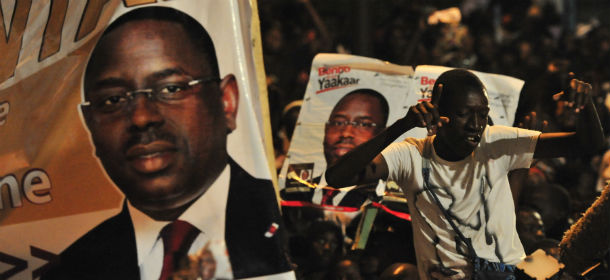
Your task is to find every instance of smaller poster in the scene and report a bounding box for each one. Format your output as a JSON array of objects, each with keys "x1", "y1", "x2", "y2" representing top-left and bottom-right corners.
[{"x1": 278, "y1": 53, "x2": 415, "y2": 216}]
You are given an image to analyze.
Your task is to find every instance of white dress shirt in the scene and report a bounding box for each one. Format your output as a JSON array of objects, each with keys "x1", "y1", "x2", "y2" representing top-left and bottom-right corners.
[{"x1": 128, "y1": 164, "x2": 234, "y2": 280}]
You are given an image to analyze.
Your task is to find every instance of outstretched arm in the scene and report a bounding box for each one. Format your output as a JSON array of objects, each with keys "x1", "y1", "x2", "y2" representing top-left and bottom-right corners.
[
  {"x1": 534, "y1": 78, "x2": 605, "y2": 158},
  {"x1": 326, "y1": 85, "x2": 449, "y2": 187}
]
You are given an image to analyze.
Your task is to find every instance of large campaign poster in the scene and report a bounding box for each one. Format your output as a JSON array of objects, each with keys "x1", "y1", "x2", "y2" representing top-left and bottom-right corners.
[
  {"x1": 0, "y1": 1, "x2": 291, "y2": 279},
  {"x1": 278, "y1": 54, "x2": 524, "y2": 216}
]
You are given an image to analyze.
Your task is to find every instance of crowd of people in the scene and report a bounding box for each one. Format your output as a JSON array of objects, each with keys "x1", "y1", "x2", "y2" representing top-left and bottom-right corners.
[{"x1": 261, "y1": 1, "x2": 610, "y2": 279}]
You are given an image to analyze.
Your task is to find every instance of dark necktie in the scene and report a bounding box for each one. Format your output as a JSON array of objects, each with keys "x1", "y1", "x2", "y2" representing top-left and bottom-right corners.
[{"x1": 158, "y1": 220, "x2": 201, "y2": 280}]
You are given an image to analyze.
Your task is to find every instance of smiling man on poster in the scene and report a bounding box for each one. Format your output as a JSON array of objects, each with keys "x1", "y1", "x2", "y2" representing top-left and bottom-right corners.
[{"x1": 43, "y1": 7, "x2": 292, "y2": 280}]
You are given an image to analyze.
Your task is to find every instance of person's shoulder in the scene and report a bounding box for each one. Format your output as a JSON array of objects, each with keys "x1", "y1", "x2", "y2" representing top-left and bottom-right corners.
[
  {"x1": 61, "y1": 210, "x2": 134, "y2": 259},
  {"x1": 229, "y1": 159, "x2": 275, "y2": 192},
  {"x1": 64, "y1": 212, "x2": 126, "y2": 251},
  {"x1": 486, "y1": 124, "x2": 518, "y2": 135},
  {"x1": 227, "y1": 158, "x2": 278, "y2": 208},
  {"x1": 483, "y1": 125, "x2": 539, "y2": 143},
  {"x1": 382, "y1": 137, "x2": 427, "y2": 162},
  {"x1": 403, "y1": 136, "x2": 426, "y2": 145},
  {"x1": 404, "y1": 136, "x2": 431, "y2": 155},
  {"x1": 43, "y1": 209, "x2": 138, "y2": 279},
  {"x1": 390, "y1": 137, "x2": 426, "y2": 151},
  {"x1": 478, "y1": 126, "x2": 541, "y2": 160}
]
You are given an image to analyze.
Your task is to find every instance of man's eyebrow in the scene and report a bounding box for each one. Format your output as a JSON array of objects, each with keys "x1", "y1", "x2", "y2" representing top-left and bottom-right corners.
[
  {"x1": 89, "y1": 68, "x2": 190, "y2": 91},
  {"x1": 91, "y1": 77, "x2": 130, "y2": 90},
  {"x1": 329, "y1": 114, "x2": 375, "y2": 121},
  {"x1": 353, "y1": 116, "x2": 374, "y2": 120},
  {"x1": 147, "y1": 68, "x2": 189, "y2": 81},
  {"x1": 328, "y1": 113, "x2": 348, "y2": 120}
]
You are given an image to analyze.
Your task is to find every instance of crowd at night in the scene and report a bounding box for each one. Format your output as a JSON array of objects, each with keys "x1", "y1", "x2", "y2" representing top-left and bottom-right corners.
[{"x1": 260, "y1": 1, "x2": 610, "y2": 279}]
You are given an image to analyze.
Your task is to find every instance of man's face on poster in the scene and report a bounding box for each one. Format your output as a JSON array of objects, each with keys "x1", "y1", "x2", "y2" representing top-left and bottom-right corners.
[
  {"x1": 82, "y1": 17, "x2": 238, "y2": 216},
  {"x1": 323, "y1": 92, "x2": 386, "y2": 165}
]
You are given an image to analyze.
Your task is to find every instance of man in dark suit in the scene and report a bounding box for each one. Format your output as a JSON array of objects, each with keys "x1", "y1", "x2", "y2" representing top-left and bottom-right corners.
[
  {"x1": 281, "y1": 89, "x2": 389, "y2": 208},
  {"x1": 317, "y1": 89, "x2": 390, "y2": 207},
  {"x1": 43, "y1": 7, "x2": 291, "y2": 279}
]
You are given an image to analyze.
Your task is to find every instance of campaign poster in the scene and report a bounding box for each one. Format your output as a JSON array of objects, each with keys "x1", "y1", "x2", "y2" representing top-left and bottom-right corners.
[
  {"x1": 0, "y1": 1, "x2": 292, "y2": 279},
  {"x1": 278, "y1": 54, "x2": 524, "y2": 217},
  {"x1": 278, "y1": 53, "x2": 416, "y2": 216}
]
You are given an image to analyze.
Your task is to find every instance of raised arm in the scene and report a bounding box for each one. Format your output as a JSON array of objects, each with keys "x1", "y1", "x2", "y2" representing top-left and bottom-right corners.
[
  {"x1": 533, "y1": 78, "x2": 605, "y2": 158},
  {"x1": 326, "y1": 85, "x2": 449, "y2": 187}
]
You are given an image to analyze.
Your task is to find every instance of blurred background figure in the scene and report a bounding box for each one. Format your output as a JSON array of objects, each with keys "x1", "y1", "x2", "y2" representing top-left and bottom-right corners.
[
  {"x1": 274, "y1": 100, "x2": 303, "y2": 172},
  {"x1": 327, "y1": 259, "x2": 364, "y2": 280},
  {"x1": 595, "y1": 149, "x2": 610, "y2": 192},
  {"x1": 519, "y1": 182, "x2": 572, "y2": 241},
  {"x1": 295, "y1": 220, "x2": 345, "y2": 280},
  {"x1": 516, "y1": 206, "x2": 546, "y2": 255}
]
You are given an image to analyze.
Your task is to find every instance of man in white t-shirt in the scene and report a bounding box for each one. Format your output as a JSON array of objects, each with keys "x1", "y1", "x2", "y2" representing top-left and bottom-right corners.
[{"x1": 325, "y1": 69, "x2": 605, "y2": 280}]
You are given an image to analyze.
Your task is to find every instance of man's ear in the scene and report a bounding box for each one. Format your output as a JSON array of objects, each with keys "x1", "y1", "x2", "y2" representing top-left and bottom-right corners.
[{"x1": 220, "y1": 74, "x2": 239, "y2": 132}]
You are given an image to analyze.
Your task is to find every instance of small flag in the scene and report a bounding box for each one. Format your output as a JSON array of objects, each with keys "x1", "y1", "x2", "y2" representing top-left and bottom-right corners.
[{"x1": 264, "y1": 223, "x2": 279, "y2": 238}]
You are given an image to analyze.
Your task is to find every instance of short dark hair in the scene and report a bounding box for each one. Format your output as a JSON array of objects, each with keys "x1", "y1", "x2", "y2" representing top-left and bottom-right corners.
[
  {"x1": 87, "y1": 6, "x2": 219, "y2": 78},
  {"x1": 306, "y1": 220, "x2": 343, "y2": 255},
  {"x1": 335, "y1": 88, "x2": 390, "y2": 127},
  {"x1": 432, "y1": 69, "x2": 486, "y2": 114}
]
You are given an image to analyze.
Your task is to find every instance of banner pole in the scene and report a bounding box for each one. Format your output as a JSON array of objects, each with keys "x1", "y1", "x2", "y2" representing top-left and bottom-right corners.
[{"x1": 249, "y1": 0, "x2": 281, "y2": 201}]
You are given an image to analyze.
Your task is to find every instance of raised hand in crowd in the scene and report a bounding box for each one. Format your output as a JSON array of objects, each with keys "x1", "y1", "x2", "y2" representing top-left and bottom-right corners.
[
  {"x1": 533, "y1": 74, "x2": 605, "y2": 159},
  {"x1": 518, "y1": 111, "x2": 549, "y2": 132},
  {"x1": 515, "y1": 73, "x2": 591, "y2": 133},
  {"x1": 553, "y1": 73, "x2": 593, "y2": 113}
]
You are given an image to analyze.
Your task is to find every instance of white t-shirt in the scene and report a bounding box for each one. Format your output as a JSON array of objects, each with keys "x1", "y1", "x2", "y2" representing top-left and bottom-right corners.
[{"x1": 381, "y1": 125, "x2": 540, "y2": 280}]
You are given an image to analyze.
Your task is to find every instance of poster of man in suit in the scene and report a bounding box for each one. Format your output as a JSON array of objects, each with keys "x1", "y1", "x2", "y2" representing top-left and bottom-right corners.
[{"x1": 0, "y1": 1, "x2": 292, "y2": 279}]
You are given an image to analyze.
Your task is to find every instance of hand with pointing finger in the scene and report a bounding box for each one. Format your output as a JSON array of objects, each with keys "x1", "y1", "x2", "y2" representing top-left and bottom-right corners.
[{"x1": 405, "y1": 83, "x2": 450, "y2": 135}]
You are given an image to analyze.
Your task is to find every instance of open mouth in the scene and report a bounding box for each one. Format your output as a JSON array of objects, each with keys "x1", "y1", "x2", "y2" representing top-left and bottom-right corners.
[{"x1": 465, "y1": 134, "x2": 482, "y2": 145}]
